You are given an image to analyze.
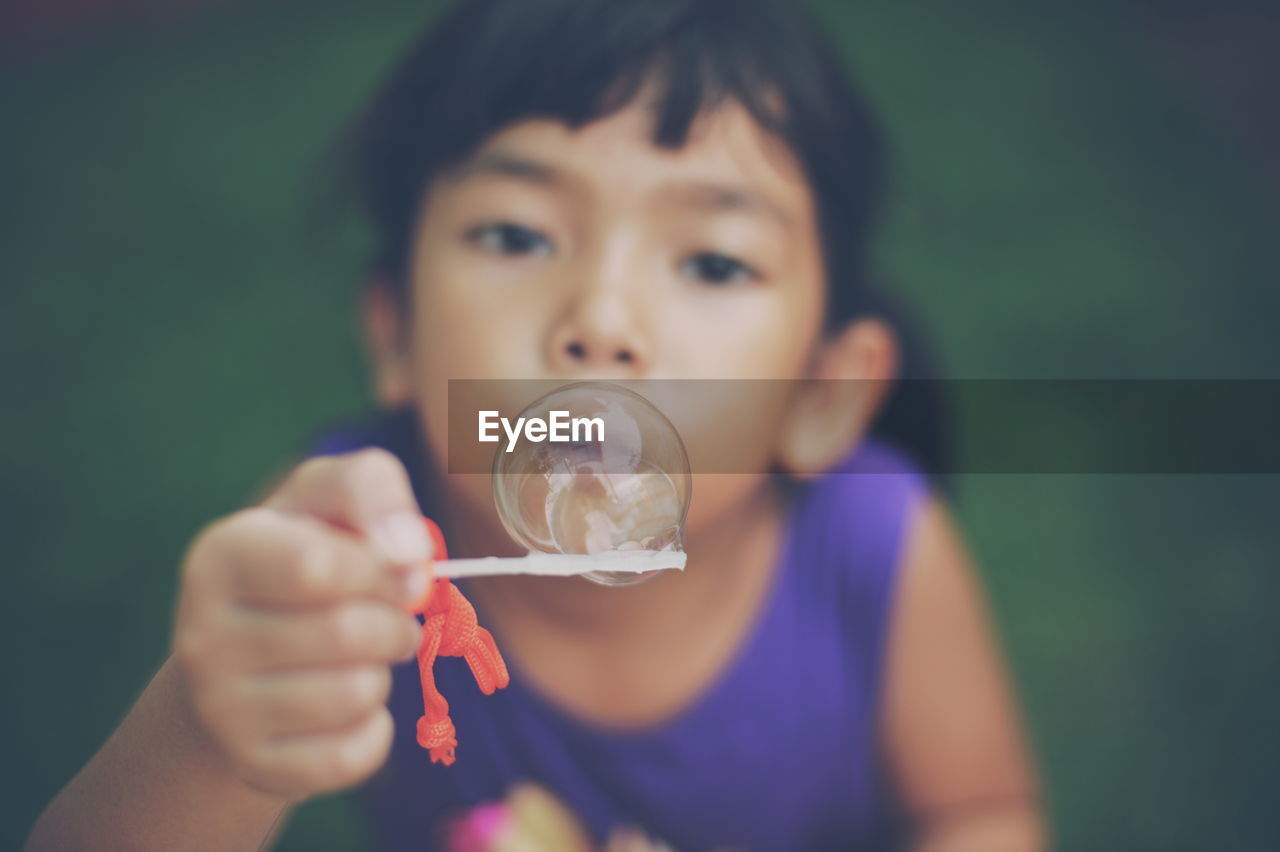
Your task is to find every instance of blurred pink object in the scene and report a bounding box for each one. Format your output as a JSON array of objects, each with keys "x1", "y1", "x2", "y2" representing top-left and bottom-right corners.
[{"x1": 444, "y1": 801, "x2": 512, "y2": 852}]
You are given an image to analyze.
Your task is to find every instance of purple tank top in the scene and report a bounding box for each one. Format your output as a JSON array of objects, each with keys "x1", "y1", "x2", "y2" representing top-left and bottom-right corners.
[{"x1": 312, "y1": 409, "x2": 928, "y2": 851}]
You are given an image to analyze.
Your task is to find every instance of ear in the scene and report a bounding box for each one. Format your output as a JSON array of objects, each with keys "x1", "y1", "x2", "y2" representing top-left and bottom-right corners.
[
  {"x1": 775, "y1": 317, "x2": 899, "y2": 479},
  {"x1": 361, "y1": 279, "x2": 414, "y2": 407}
]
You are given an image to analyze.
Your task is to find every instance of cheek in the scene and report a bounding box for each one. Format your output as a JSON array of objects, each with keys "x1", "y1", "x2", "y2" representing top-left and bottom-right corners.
[
  {"x1": 407, "y1": 215, "x2": 549, "y2": 374},
  {"x1": 413, "y1": 278, "x2": 516, "y2": 371},
  {"x1": 407, "y1": 251, "x2": 547, "y2": 393},
  {"x1": 653, "y1": 286, "x2": 819, "y2": 487},
  {"x1": 404, "y1": 262, "x2": 555, "y2": 481},
  {"x1": 676, "y1": 278, "x2": 823, "y2": 382},
  {"x1": 652, "y1": 379, "x2": 795, "y2": 480}
]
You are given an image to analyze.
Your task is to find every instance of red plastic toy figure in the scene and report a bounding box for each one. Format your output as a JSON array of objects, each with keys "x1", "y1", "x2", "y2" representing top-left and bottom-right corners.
[{"x1": 407, "y1": 518, "x2": 510, "y2": 766}]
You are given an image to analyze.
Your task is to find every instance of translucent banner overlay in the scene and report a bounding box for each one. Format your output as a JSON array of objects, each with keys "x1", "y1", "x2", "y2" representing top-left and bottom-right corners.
[{"x1": 446, "y1": 379, "x2": 1280, "y2": 474}]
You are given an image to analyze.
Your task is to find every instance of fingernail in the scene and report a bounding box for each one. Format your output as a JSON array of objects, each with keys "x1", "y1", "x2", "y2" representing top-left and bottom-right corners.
[
  {"x1": 372, "y1": 512, "x2": 434, "y2": 565},
  {"x1": 404, "y1": 565, "x2": 430, "y2": 607}
]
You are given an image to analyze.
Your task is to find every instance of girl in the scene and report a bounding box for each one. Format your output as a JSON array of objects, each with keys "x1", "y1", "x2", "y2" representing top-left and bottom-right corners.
[{"x1": 28, "y1": 1, "x2": 1042, "y2": 849}]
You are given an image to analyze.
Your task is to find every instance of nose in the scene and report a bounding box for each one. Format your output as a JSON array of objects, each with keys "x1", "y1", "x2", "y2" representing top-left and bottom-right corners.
[{"x1": 546, "y1": 252, "x2": 652, "y2": 375}]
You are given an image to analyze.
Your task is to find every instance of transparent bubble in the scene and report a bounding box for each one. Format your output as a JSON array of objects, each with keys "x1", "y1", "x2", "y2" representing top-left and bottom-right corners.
[{"x1": 491, "y1": 382, "x2": 692, "y2": 586}]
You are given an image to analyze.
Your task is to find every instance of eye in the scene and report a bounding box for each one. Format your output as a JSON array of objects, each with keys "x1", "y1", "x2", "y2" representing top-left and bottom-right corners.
[
  {"x1": 681, "y1": 252, "x2": 760, "y2": 286},
  {"x1": 465, "y1": 222, "x2": 553, "y2": 257}
]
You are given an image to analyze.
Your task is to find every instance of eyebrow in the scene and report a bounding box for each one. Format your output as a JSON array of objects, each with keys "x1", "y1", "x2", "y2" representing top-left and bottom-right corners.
[
  {"x1": 452, "y1": 150, "x2": 794, "y2": 231},
  {"x1": 665, "y1": 181, "x2": 794, "y2": 232},
  {"x1": 451, "y1": 150, "x2": 562, "y2": 186}
]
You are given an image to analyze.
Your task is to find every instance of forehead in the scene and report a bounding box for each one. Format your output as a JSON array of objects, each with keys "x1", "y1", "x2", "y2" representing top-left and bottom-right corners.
[{"x1": 448, "y1": 97, "x2": 813, "y2": 218}]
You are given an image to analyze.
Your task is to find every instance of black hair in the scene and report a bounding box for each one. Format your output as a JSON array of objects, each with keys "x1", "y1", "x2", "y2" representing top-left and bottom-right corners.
[{"x1": 340, "y1": 0, "x2": 950, "y2": 480}]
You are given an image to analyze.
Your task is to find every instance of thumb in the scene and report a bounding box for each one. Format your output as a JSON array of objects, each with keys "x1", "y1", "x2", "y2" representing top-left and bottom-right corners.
[{"x1": 265, "y1": 448, "x2": 434, "y2": 567}]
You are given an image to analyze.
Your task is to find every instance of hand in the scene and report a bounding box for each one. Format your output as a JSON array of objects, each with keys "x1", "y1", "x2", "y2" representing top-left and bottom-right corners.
[{"x1": 172, "y1": 449, "x2": 433, "y2": 799}]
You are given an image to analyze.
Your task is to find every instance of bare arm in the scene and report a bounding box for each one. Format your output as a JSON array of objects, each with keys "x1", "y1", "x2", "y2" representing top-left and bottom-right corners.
[
  {"x1": 27, "y1": 450, "x2": 431, "y2": 851},
  {"x1": 26, "y1": 658, "x2": 291, "y2": 852},
  {"x1": 880, "y1": 496, "x2": 1047, "y2": 851}
]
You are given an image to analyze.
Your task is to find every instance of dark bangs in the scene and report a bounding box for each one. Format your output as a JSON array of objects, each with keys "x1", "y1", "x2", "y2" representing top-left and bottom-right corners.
[{"x1": 342, "y1": 0, "x2": 887, "y2": 331}]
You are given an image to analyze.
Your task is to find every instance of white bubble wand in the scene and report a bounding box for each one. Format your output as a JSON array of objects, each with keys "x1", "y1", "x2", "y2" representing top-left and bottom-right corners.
[{"x1": 435, "y1": 548, "x2": 686, "y2": 579}]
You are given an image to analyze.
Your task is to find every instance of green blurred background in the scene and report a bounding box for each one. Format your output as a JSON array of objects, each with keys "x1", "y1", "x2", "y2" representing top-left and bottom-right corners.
[{"x1": 2, "y1": 0, "x2": 1278, "y2": 849}]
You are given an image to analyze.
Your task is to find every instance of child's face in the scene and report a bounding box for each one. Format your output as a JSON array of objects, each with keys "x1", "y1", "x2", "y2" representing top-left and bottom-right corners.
[{"x1": 374, "y1": 96, "x2": 839, "y2": 537}]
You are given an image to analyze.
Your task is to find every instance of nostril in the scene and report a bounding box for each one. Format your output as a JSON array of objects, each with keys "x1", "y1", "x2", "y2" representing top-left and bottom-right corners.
[
  {"x1": 615, "y1": 350, "x2": 633, "y2": 363},
  {"x1": 566, "y1": 342, "x2": 586, "y2": 359}
]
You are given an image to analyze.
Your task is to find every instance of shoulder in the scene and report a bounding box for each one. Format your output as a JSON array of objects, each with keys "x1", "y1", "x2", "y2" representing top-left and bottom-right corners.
[
  {"x1": 783, "y1": 439, "x2": 934, "y2": 675},
  {"x1": 790, "y1": 438, "x2": 933, "y2": 589}
]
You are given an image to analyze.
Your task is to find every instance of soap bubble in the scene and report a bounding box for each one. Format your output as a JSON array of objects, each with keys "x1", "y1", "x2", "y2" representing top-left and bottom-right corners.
[{"x1": 491, "y1": 382, "x2": 692, "y2": 586}]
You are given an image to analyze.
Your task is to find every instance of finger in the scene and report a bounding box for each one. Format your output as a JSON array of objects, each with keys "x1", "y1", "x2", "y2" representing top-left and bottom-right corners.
[
  {"x1": 239, "y1": 666, "x2": 393, "y2": 739},
  {"x1": 228, "y1": 601, "x2": 421, "y2": 671},
  {"x1": 208, "y1": 508, "x2": 427, "y2": 609},
  {"x1": 248, "y1": 708, "x2": 396, "y2": 796},
  {"x1": 264, "y1": 449, "x2": 434, "y2": 567}
]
